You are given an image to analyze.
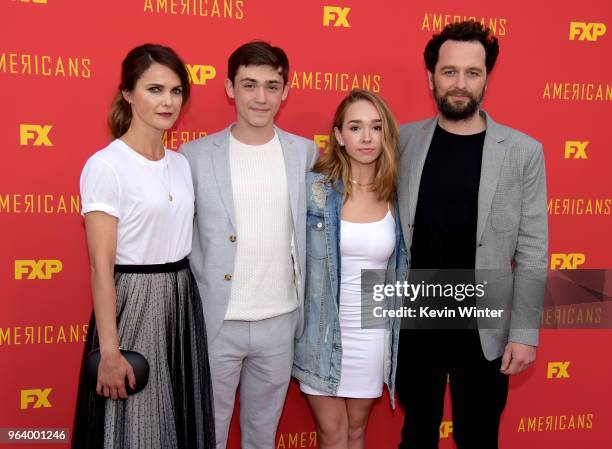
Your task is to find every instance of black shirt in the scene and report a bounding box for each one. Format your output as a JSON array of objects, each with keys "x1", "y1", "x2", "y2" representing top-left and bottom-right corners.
[{"x1": 410, "y1": 124, "x2": 485, "y2": 269}]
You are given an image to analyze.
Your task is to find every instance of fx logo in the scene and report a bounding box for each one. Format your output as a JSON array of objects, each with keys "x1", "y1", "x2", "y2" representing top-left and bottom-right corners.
[
  {"x1": 569, "y1": 22, "x2": 606, "y2": 41},
  {"x1": 186, "y1": 64, "x2": 216, "y2": 85},
  {"x1": 314, "y1": 135, "x2": 330, "y2": 154},
  {"x1": 564, "y1": 141, "x2": 588, "y2": 159},
  {"x1": 547, "y1": 361, "x2": 571, "y2": 379},
  {"x1": 550, "y1": 253, "x2": 585, "y2": 270},
  {"x1": 20, "y1": 389, "x2": 52, "y2": 409},
  {"x1": 19, "y1": 124, "x2": 53, "y2": 146},
  {"x1": 14, "y1": 260, "x2": 63, "y2": 280},
  {"x1": 323, "y1": 6, "x2": 351, "y2": 27},
  {"x1": 439, "y1": 421, "x2": 453, "y2": 439}
]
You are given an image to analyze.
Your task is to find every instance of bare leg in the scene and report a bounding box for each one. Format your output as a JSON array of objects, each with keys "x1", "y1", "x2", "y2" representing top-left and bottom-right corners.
[
  {"x1": 306, "y1": 395, "x2": 349, "y2": 449},
  {"x1": 345, "y1": 398, "x2": 376, "y2": 449}
]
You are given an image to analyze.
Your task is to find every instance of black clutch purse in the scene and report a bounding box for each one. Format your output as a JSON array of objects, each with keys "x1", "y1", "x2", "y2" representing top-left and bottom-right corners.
[{"x1": 85, "y1": 348, "x2": 149, "y2": 395}]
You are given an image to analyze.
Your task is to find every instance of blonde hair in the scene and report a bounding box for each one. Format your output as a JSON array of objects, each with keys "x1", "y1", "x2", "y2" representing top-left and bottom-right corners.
[{"x1": 313, "y1": 89, "x2": 399, "y2": 203}]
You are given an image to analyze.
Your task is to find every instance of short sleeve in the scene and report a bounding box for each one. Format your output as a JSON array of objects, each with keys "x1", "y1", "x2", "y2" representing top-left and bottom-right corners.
[{"x1": 80, "y1": 156, "x2": 121, "y2": 218}]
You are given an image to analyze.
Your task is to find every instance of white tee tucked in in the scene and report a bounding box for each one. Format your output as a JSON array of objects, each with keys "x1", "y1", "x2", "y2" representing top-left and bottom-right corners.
[
  {"x1": 225, "y1": 131, "x2": 297, "y2": 321},
  {"x1": 80, "y1": 139, "x2": 194, "y2": 265}
]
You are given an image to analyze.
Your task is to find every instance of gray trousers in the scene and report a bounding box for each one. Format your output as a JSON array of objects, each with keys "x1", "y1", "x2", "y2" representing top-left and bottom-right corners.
[{"x1": 209, "y1": 310, "x2": 298, "y2": 449}]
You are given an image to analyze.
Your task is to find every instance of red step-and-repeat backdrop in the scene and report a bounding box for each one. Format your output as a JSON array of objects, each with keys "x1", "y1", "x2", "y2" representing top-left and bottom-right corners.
[{"x1": 1, "y1": 0, "x2": 611, "y2": 448}]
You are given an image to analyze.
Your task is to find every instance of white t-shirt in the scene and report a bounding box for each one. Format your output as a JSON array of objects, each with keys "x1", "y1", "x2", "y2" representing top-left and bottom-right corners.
[{"x1": 80, "y1": 139, "x2": 194, "y2": 265}]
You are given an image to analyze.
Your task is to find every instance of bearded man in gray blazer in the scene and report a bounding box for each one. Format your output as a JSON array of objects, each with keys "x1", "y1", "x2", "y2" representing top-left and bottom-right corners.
[
  {"x1": 179, "y1": 42, "x2": 317, "y2": 449},
  {"x1": 395, "y1": 22, "x2": 548, "y2": 449}
]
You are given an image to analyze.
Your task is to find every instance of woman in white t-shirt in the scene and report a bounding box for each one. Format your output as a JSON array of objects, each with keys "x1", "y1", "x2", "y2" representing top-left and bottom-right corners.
[{"x1": 72, "y1": 44, "x2": 214, "y2": 449}]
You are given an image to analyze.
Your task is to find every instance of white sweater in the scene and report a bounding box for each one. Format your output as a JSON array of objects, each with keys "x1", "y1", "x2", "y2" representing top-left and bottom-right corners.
[{"x1": 225, "y1": 131, "x2": 297, "y2": 321}]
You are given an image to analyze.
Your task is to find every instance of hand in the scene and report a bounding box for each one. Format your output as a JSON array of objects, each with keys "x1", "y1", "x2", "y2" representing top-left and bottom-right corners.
[
  {"x1": 96, "y1": 350, "x2": 136, "y2": 400},
  {"x1": 500, "y1": 342, "x2": 536, "y2": 375}
]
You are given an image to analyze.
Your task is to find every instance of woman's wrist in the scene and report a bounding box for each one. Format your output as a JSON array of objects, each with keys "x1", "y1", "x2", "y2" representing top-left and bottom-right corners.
[{"x1": 99, "y1": 344, "x2": 120, "y2": 357}]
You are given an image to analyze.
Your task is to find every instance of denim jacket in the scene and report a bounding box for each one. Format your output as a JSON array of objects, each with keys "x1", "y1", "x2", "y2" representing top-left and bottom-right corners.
[{"x1": 292, "y1": 171, "x2": 408, "y2": 408}]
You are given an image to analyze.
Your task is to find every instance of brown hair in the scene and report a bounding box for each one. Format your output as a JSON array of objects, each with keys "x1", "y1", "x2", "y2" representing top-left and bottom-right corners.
[
  {"x1": 227, "y1": 41, "x2": 289, "y2": 85},
  {"x1": 109, "y1": 44, "x2": 191, "y2": 138},
  {"x1": 424, "y1": 21, "x2": 499, "y2": 74},
  {"x1": 313, "y1": 89, "x2": 399, "y2": 203}
]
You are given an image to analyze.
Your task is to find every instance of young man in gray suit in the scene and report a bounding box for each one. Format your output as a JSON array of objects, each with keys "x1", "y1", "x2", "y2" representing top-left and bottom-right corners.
[
  {"x1": 396, "y1": 22, "x2": 548, "y2": 449},
  {"x1": 179, "y1": 42, "x2": 317, "y2": 449}
]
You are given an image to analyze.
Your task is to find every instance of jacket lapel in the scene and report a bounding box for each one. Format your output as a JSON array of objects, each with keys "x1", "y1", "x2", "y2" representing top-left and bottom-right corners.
[
  {"x1": 476, "y1": 111, "x2": 508, "y2": 243},
  {"x1": 277, "y1": 127, "x2": 299, "y2": 227},
  {"x1": 211, "y1": 126, "x2": 236, "y2": 229},
  {"x1": 325, "y1": 180, "x2": 343, "y2": 305},
  {"x1": 408, "y1": 118, "x2": 437, "y2": 225}
]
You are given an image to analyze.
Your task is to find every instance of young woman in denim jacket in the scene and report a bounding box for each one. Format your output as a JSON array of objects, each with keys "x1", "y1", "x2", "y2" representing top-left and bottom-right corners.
[{"x1": 293, "y1": 89, "x2": 407, "y2": 449}]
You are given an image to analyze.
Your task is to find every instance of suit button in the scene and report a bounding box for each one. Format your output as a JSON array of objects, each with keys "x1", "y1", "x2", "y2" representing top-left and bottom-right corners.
[
  {"x1": 224, "y1": 274, "x2": 232, "y2": 281},
  {"x1": 229, "y1": 235, "x2": 237, "y2": 242}
]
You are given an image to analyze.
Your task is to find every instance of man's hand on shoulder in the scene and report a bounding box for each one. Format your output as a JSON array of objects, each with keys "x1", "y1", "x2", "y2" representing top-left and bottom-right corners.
[{"x1": 500, "y1": 342, "x2": 536, "y2": 375}]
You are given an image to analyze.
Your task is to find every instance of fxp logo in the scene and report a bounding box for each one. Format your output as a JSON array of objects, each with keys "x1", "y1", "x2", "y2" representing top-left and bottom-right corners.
[
  {"x1": 186, "y1": 64, "x2": 216, "y2": 85},
  {"x1": 550, "y1": 253, "x2": 585, "y2": 270},
  {"x1": 569, "y1": 22, "x2": 606, "y2": 41},
  {"x1": 439, "y1": 421, "x2": 453, "y2": 438},
  {"x1": 15, "y1": 260, "x2": 63, "y2": 280},
  {"x1": 323, "y1": 6, "x2": 351, "y2": 28}
]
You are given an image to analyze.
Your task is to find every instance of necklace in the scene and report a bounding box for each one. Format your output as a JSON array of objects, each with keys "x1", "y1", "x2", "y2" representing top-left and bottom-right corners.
[
  {"x1": 155, "y1": 156, "x2": 173, "y2": 202},
  {"x1": 165, "y1": 158, "x2": 173, "y2": 202},
  {"x1": 349, "y1": 179, "x2": 374, "y2": 187}
]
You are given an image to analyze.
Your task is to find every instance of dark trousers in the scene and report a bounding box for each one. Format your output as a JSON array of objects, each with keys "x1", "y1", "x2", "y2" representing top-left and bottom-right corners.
[{"x1": 395, "y1": 329, "x2": 509, "y2": 449}]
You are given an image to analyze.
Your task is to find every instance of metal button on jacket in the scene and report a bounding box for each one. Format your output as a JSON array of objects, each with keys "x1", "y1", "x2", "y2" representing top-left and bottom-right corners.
[
  {"x1": 229, "y1": 235, "x2": 237, "y2": 242},
  {"x1": 224, "y1": 274, "x2": 232, "y2": 281}
]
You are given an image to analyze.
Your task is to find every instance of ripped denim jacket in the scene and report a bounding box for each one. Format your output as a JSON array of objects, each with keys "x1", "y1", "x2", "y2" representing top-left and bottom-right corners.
[{"x1": 292, "y1": 171, "x2": 408, "y2": 407}]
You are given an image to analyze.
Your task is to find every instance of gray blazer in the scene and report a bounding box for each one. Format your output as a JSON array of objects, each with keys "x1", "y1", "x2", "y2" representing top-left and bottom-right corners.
[
  {"x1": 179, "y1": 125, "x2": 318, "y2": 342},
  {"x1": 398, "y1": 111, "x2": 548, "y2": 360}
]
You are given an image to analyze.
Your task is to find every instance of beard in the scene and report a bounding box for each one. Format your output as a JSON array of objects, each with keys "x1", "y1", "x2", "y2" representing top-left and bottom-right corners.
[{"x1": 433, "y1": 82, "x2": 485, "y2": 121}]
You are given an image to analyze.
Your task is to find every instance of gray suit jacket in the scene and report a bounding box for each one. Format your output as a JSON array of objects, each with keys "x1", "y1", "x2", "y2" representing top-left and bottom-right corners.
[
  {"x1": 179, "y1": 125, "x2": 318, "y2": 342},
  {"x1": 399, "y1": 111, "x2": 548, "y2": 360}
]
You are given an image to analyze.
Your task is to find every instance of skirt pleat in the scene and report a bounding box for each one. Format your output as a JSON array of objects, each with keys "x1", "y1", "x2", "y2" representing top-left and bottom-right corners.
[{"x1": 72, "y1": 265, "x2": 215, "y2": 449}]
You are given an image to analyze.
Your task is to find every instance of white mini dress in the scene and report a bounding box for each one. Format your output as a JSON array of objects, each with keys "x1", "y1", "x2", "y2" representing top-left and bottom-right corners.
[{"x1": 300, "y1": 209, "x2": 395, "y2": 398}]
